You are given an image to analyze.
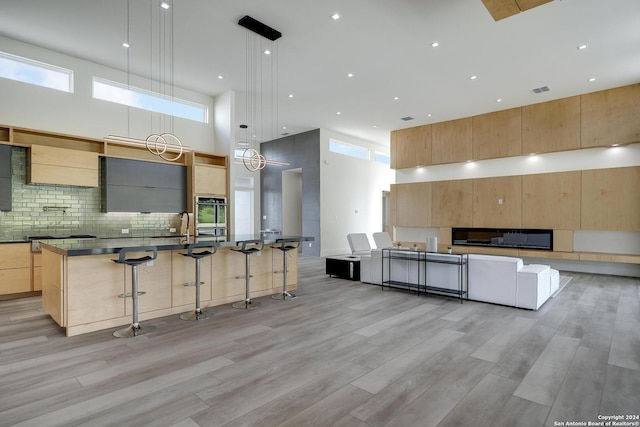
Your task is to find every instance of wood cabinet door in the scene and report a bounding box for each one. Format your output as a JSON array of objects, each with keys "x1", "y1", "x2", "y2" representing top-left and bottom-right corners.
[
  {"x1": 30, "y1": 145, "x2": 99, "y2": 187},
  {"x1": 391, "y1": 125, "x2": 432, "y2": 169},
  {"x1": 394, "y1": 182, "x2": 432, "y2": 227},
  {"x1": 522, "y1": 171, "x2": 581, "y2": 229},
  {"x1": 194, "y1": 165, "x2": 226, "y2": 196},
  {"x1": 581, "y1": 84, "x2": 640, "y2": 148},
  {"x1": 67, "y1": 254, "x2": 125, "y2": 326},
  {"x1": 522, "y1": 96, "x2": 581, "y2": 154},
  {"x1": 432, "y1": 118, "x2": 472, "y2": 165},
  {"x1": 473, "y1": 176, "x2": 522, "y2": 228},
  {"x1": 581, "y1": 166, "x2": 640, "y2": 230},
  {"x1": 431, "y1": 180, "x2": 473, "y2": 227},
  {"x1": 473, "y1": 108, "x2": 522, "y2": 160}
]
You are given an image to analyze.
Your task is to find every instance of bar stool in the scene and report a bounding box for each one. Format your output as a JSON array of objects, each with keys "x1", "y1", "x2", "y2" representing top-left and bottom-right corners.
[
  {"x1": 271, "y1": 238, "x2": 301, "y2": 300},
  {"x1": 231, "y1": 239, "x2": 264, "y2": 309},
  {"x1": 180, "y1": 241, "x2": 218, "y2": 321},
  {"x1": 112, "y1": 246, "x2": 157, "y2": 338}
]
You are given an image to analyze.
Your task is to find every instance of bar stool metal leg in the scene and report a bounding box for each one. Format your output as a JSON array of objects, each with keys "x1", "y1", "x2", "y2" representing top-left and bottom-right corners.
[
  {"x1": 232, "y1": 252, "x2": 261, "y2": 309},
  {"x1": 272, "y1": 250, "x2": 296, "y2": 300},
  {"x1": 114, "y1": 264, "x2": 156, "y2": 338},
  {"x1": 179, "y1": 241, "x2": 217, "y2": 321},
  {"x1": 180, "y1": 257, "x2": 213, "y2": 320}
]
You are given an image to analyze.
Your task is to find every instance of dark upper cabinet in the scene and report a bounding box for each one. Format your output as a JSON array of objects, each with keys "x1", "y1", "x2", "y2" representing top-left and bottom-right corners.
[
  {"x1": 0, "y1": 145, "x2": 11, "y2": 211},
  {"x1": 102, "y1": 157, "x2": 186, "y2": 213}
]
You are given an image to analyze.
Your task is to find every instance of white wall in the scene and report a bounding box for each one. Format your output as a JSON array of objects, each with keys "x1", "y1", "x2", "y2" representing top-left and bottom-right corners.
[
  {"x1": 0, "y1": 35, "x2": 215, "y2": 152},
  {"x1": 320, "y1": 129, "x2": 395, "y2": 256}
]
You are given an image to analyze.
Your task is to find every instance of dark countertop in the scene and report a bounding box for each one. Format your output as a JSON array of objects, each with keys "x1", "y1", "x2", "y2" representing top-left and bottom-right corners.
[{"x1": 39, "y1": 235, "x2": 314, "y2": 257}]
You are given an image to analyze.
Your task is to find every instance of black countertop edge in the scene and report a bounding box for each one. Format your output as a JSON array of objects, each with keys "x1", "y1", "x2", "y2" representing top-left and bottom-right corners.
[{"x1": 40, "y1": 235, "x2": 314, "y2": 257}]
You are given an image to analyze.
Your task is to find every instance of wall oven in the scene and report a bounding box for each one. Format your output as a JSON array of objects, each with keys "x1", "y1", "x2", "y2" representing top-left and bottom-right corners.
[{"x1": 195, "y1": 196, "x2": 227, "y2": 237}]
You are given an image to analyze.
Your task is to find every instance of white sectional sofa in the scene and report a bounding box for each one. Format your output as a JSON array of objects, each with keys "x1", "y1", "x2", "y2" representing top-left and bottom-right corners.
[{"x1": 359, "y1": 242, "x2": 558, "y2": 310}]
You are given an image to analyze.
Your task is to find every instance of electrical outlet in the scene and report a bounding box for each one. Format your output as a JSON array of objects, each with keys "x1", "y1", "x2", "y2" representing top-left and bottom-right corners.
[
  {"x1": 169, "y1": 228, "x2": 176, "y2": 233},
  {"x1": 308, "y1": 242, "x2": 312, "y2": 247},
  {"x1": 121, "y1": 229, "x2": 129, "y2": 234}
]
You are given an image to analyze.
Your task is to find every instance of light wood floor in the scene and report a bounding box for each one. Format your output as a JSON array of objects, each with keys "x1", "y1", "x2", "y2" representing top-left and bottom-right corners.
[{"x1": 0, "y1": 257, "x2": 639, "y2": 427}]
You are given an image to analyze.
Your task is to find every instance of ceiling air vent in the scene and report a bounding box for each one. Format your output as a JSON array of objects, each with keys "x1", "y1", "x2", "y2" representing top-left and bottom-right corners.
[
  {"x1": 401, "y1": 116, "x2": 414, "y2": 121},
  {"x1": 532, "y1": 85, "x2": 551, "y2": 94}
]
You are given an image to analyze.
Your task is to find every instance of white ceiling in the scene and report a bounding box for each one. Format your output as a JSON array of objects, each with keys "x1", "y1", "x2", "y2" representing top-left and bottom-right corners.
[{"x1": 0, "y1": 0, "x2": 639, "y2": 146}]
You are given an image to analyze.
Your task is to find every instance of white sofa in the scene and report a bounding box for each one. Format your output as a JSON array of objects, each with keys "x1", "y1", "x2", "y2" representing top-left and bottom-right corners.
[{"x1": 361, "y1": 249, "x2": 558, "y2": 310}]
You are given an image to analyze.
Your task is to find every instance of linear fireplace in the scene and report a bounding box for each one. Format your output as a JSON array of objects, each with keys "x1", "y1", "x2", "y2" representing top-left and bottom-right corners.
[{"x1": 452, "y1": 228, "x2": 553, "y2": 251}]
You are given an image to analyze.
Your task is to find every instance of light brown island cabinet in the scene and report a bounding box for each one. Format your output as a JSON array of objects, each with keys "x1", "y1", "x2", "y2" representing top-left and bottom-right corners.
[{"x1": 41, "y1": 244, "x2": 298, "y2": 336}]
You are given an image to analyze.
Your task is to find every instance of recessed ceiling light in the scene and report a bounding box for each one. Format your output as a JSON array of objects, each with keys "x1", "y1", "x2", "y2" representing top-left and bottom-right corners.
[
  {"x1": 393, "y1": 96, "x2": 399, "y2": 100},
  {"x1": 330, "y1": 13, "x2": 341, "y2": 20},
  {"x1": 336, "y1": 111, "x2": 341, "y2": 115},
  {"x1": 282, "y1": 126, "x2": 287, "y2": 130},
  {"x1": 427, "y1": 113, "x2": 432, "y2": 117},
  {"x1": 288, "y1": 94, "x2": 294, "y2": 98},
  {"x1": 496, "y1": 98, "x2": 502, "y2": 103},
  {"x1": 577, "y1": 44, "x2": 588, "y2": 50},
  {"x1": 588, "y1": 77, "x2": 596, "y2": 82},
  {"x1": 373, "y1": 125, "x2": 377, "y2": 128},
  {"x1": 430, "y1": 42, "x2": 439, "y2": 48},
  {"x1": 160, "y1": 2, "x2": 170, "y2": 10},
  {"x1": 469, "y1": 75, "x2": 477, "y2": 80},
  {"x1": 122, "y1": 42, "x2": 130, "y2": 48},
  {"x1": 217, "y1": 75, "x2": 224, "y2": 79},
  {"x1": 264, "y1": 50, "x2": 271, "y2": 55},
  {"x1": 347, "y1": 73, "x2": 354, "y2": 78}
]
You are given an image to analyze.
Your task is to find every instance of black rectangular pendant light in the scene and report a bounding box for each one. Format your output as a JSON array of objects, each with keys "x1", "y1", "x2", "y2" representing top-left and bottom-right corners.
[{"x1": 238, "y1": 15, "x2": 282, "y2": 41}]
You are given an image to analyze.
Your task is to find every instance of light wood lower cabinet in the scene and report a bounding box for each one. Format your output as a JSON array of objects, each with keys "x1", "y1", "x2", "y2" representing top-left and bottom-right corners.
[
  {"x1": 0, "y1": 243, "x2": 31, "y2": 295},
  {"x1": 42, "y1": 246, "x2": 292, "y2": 336}
]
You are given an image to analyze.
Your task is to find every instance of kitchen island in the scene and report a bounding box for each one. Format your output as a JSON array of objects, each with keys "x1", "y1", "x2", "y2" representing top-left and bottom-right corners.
[{"x1": 41, "y1": 235, "x2": 313, "y2": 336}]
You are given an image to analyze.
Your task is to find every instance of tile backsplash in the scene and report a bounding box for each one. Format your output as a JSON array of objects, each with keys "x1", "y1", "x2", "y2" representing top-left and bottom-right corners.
[{"x1": 0, "y1": 147, "x2": 182, "y2": 240}]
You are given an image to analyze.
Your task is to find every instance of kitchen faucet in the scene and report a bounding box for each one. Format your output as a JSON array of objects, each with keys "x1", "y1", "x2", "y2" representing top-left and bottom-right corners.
[{"x1": 179, "y1": 211, "x2": 190, "y2": 240}]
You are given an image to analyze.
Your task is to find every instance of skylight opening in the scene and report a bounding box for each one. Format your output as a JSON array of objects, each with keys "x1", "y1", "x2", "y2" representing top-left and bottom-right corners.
[
  {"x1": 92, "y1": 77, "x2": 208, "y2": 123},
  {"x1": 0, "y1": 51, "x2": 73, "y2": 93}
]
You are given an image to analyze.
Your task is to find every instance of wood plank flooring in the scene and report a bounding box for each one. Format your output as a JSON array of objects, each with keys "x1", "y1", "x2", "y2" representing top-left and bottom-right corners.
[{"x1": 0, "y1": 257, "x2": 638, "y2": 427}]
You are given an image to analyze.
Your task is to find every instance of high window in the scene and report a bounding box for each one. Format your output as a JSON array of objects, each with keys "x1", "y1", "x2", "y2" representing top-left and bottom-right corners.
[
  {"x1": 92, "y1": 77, "x2": 208, "y2": 123},
  {"x1": 0, "y1": 51, "x2": 73, "y2": 93},
  {"x1": 329, "y1": 138, "x2": 369, "y2": 160}
]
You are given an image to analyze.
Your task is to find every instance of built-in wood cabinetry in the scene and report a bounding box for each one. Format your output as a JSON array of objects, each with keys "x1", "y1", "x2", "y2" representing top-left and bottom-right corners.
[
  {"x1": 431, "y1": 180, "x2": 473, "y2": 227},
  {"x1": 186, "y1": 152, "x2": 228, "y2": 212},
  {"x1": 522, "y1": 171, "x2": 581, "y2": 229},
  {"x1": 391, "y1": 182, "x2": 431, "y2": 227},
  {"x1": 522, "y1": 96, "x2": 581, "y2": 154},
  {"x1": 432, "y1": 118, "x2": 472, "y2": 165},
  {"x1": 30, "y1": 145, "x2": 99, "y2": 187},
  {"x1": 473, "y1": 108, "x2": 522, "y2": 160},
  {"x1": 581, "y1": 166, "x2": 640, "y2": 231},
  {"x1": 0, "y1": 243, "x2": 31, "y2": 295},
  {"x1": 391, "y1": 83, "x2": 640, "y2": 170},
  {"x1": 390, "y1": 125, "x2": 432, "y2": 169},
  {"x1": 32, "y1": 252, "x2": 42, "y2": 292},
  {"x1": 473, "y1": 176, "x2": 522, "y2": 228},
  {"x1": 581, "y1": 84, "x2": 640, "y2": 148}
]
